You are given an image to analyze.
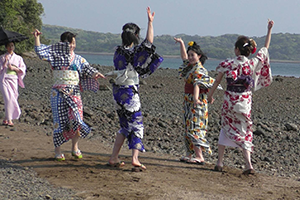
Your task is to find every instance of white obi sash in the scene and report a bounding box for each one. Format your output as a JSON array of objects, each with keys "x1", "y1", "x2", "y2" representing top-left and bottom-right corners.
[
  {"x1": 53, "y1": 70, "x2": 79, "y2": 86},
  {"x1": 106, "y1": 63, "x2": 139, "y2": 86}
]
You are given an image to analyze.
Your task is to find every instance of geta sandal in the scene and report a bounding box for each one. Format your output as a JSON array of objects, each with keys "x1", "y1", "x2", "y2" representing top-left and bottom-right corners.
[
  {"x1": 107, "y1": 161, "x2": 125, "y2": 168},
  {"x1": 242, "y1": 169, "x2": 255, "y2": 175},
  {"x1": 71, "y1": 150, "x2": 83, "y2": 159},
  {"x1": 131, "y1": 164, "x2": 146, "y2": 172},
  {"x1": 2, "y1": 120, "x2": 8, "y2": 126},
  {"x1": 214, "y1": 165, "x2": 223, "y2": 172},
  {"x1": 179, "y1": 156, "x2": 190, "y2": 162},
  {"x1": 55, "y1": 154, "x2": 65, "y2": 161},
  {"x1": 187, "y1": 158, "x2": 205, "y2": 165}
]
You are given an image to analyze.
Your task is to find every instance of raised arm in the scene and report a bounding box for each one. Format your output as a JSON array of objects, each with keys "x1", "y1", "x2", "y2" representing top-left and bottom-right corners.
[
  {"x1": 32, "y1": 29, "x2": 41, "y2": 46},
  {"x1": 174, "y1": 37, "x2": 188, "y2": 60},
  {"x1": 146, "y1": 7, "x2": 155, "y2": 44},
  {"x1": 264, "y1": 20, "x2": 274, "y2": 49},
  {"x1": 207, "y1": 72, "x2": 224, "y2": 103}
]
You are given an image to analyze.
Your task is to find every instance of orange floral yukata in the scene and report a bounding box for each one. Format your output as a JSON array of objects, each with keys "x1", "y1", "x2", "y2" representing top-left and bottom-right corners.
[{"x1": 180, "y1": 60, "x2": 217, "y2": 155}]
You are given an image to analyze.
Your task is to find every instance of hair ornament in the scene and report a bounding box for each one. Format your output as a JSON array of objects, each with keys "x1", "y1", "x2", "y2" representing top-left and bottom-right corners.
[
  {"x1": 188, "y1": 41, "x2": 194, "y2": 47},
  {"x1": 125, "y1": 28, "x2": 135, "y2": 33},
  {"x1": 249, "y1": 39, "x2": 257, "y2": 54},
  {"x1": 243, "y1": 43, "x2": 249, "y2": 47}
]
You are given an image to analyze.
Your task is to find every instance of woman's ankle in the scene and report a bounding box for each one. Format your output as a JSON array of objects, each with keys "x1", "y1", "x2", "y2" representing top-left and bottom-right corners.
[{"x1": 54, "y1": 147, "x2": 61, "y2": 155}]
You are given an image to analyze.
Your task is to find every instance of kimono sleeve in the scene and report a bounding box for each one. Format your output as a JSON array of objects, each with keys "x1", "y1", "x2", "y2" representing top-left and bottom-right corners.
[
  {"x1": 0, "y1": 54, "x2": 5, "y2": 72},
  {"x1": 78, "y1": 56, "x2": 98, "y2": 77},
  {"x1": 133, "y1": 39, "x2": 163, "y2": 78},
  {"x1": 34, "y1": 42, "x2": 70, "y2": 67},
  {"x1": 250, "y1": 47, "x2": 272, "y2": 91},
  {"x1": 113, "y1": 46, "x2": 129, "y2": 70},
  {"x1": 193, "y1": 66, "x2": 215, "y2": 89},
  {"x1": 17, "y1": 56, "x2": 26, "y2": 88},
  {"x1": 34, "y1": 44, "x2": 53, "y2": 62},
  {"x1": 76, "y1": 55, "x2": 99, "y2": 92},
  {"x1": 216, "y1": 59, "x2": 232, "y2": 74},
  {"x1": 178, "y1": 60, "x2": 192, "y2": 78}
]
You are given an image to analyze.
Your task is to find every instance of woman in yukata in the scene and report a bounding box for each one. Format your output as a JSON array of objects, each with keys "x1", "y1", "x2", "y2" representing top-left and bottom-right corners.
[
  {"x1": 173, "y1": 38, "x2": 221, "y2": 165},
  {"x1": 208, "y1": 20, "x2": 274, "y2": 175},
  {"x1": 33, "y1": 29, "x2": 105, "y2": 161},
  {"x1": 106, "y1": 7, "x2": 163, "y2": 171},
  {"x1": 0, "y1": 41, "x2": 26, "y2": 127}
]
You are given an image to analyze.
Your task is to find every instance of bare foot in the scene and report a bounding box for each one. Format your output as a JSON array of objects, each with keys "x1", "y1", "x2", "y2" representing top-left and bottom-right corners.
[{"x1": 132, "y1": 160, "x2": 146, "y2": 170}]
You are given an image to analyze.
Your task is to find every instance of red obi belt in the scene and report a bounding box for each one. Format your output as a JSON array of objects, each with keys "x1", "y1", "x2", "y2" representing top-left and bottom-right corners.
[{"x1": 184, "y1": 83, "x2": 208, "y2": 94}]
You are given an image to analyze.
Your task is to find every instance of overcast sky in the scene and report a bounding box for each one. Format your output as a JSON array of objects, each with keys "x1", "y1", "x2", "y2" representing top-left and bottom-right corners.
[{"x1": 37, "y1": 0, "x2": 300, "y2": 38}]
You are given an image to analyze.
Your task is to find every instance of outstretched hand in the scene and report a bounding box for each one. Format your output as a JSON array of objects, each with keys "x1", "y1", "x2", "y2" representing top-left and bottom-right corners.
[
  {"x1": 32, "y1": 29, "x2": 42, "y2": 37},
  {"x1": 147, "y1": 7, "x2": 155, "y2": 22},
  {"x1": 207, "y1": 95, "x2": 215, "y2": 104},
  {"x1": 174, "y1": 37, "x2": 183, "y2": 44},
  {"x1": 93, "y1": 72, "x2": 106, "y2": 79}
]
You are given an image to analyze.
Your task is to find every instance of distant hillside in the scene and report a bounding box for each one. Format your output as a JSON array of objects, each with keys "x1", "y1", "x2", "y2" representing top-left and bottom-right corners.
[{"x1": 42, "y1": 24, "x2": 300, "y2": 61}]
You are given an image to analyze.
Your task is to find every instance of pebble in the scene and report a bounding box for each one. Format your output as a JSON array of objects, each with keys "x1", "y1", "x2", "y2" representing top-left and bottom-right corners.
[
  {"x1": 2, "y1": 57, "x2": 299, "y2": 198},
  {"x1": 0, "y1": 158, "x2": 82, "y2": 200}
]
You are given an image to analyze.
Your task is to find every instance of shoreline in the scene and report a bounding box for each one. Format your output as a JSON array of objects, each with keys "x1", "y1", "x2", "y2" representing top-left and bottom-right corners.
[{"x1": 76, "y1": 51, "x2": 300, "y2": 63}]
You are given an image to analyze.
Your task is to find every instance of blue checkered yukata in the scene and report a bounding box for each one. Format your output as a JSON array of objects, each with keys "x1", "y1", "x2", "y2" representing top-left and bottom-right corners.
[
  {"x1": 108, "y1": 39, "x2": 163, "y2": 152},
  {"x1": 35, "y1": 42, "x2": 99, "y2": 147}
]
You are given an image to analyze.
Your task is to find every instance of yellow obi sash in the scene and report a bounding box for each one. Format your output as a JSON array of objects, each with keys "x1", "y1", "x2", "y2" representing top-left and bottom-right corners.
[
  {"x1": 53, "y1": 70, "x2": 79, "y2": 85},
  {"x1": 6, "y1": 69, "x2": 17, "y2": 75}
]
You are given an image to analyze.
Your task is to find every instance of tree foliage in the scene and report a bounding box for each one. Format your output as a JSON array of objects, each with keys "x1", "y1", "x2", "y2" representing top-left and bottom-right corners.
[
  {"x1": 0, "y1": 0, "x2": 48, "y2": 53},
  {"x1": 41, "y1": 25, "x2": 121, "y2": 53},
  {"x1": 42, "y1": 24, "x2": 300, "y2": 61}
]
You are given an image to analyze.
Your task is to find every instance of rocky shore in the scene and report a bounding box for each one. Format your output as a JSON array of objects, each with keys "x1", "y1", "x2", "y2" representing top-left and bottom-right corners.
[
  {"x1": 0, "y1": 57, "x2": 299, "y2": 199},
  {"x1": 20, "y1": 57, "x2": 300, "y2": 178}
]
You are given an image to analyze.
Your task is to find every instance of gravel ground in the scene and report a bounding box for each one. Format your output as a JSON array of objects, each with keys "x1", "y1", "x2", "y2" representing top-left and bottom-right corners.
[
  {"x1": 0, "y1": 157, "x2": 82, "y2": 200},
  {"x1": 0, "y1": 56, "x2": 300, "y2": 199},
  {"x1": 20, "y1": 57, "x2": 300, "y2": 179}
]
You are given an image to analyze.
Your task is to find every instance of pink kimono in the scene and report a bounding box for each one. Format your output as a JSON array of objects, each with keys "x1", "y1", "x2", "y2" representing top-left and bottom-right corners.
[{"x1": 0, "y1": 53, "x2": 26, "y2": 120}]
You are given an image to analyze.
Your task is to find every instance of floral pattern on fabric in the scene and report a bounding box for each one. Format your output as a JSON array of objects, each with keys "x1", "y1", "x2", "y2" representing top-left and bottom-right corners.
[
  {"x1": 181, "y1": 61, "x2": 216, "y2": 155},
  {"x1": 114, "y1": 39, "x2": 163, "y2": 78},
  {"x1": 216, "y1": 47, "x2": 272, "y2": 152},
  {"x1": 112, "y1": 40, "x2": 163, "y2": 152}
]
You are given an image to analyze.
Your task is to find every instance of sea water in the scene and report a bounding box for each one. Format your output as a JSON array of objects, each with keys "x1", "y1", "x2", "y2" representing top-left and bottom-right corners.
[{"x1": 80, "y1": 53, "x2": 300, "y2": 78}]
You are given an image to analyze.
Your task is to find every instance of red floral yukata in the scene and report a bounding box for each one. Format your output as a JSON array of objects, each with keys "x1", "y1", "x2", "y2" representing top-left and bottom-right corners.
[{"x1": 216, "y1": 47, "x2": 272, "y2": 152}]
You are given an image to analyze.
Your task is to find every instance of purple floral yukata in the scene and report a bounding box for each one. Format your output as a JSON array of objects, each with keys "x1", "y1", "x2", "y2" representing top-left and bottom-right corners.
[{"x1": 110, "y1": 39, "x2": 163, "y2": 152}]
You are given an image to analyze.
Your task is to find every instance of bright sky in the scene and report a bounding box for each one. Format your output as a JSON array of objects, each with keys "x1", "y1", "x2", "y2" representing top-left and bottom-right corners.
[{"x1": 38, "y1": 0, "x2": 300, "y2": 38}]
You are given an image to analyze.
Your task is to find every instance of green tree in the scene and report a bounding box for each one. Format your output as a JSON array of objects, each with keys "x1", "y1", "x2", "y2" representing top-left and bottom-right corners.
[{"x1": 0, "y1": 0, "x2": 48, "y2": 53}]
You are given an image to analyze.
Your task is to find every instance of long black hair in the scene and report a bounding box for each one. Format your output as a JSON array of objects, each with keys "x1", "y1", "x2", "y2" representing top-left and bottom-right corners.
[
  {"x1": 121, "y1": 23, "x2": 140, "y2": 46},
  {"x1": 187, "y1": 41, "x2": 208, "y2": 65}
]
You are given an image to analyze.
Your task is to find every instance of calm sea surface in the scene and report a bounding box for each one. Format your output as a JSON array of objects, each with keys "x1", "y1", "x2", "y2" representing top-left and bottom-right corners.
[{"x1": 80, "y1": 53, "x2": 300, "y2": 78}]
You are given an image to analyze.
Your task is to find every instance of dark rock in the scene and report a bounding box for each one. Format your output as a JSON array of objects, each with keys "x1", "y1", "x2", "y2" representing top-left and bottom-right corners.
[
  {"x1": 84, "y1": 107, "x2": 94, "y2": 117},
  {"x1": 99, "y1": 84, "x2": 111, "y2": 91},
  {"x1": 285, "y1": 123, "x2": 298, "y2": 131},
  {"x1": 140, "y1": 80, "x2": 147, "y2": 85},
  {"x1": 253, "y1": 129, "x2": 265, "y2": 137}
]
